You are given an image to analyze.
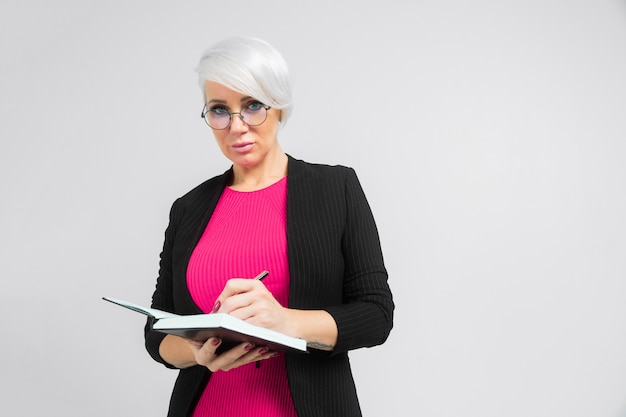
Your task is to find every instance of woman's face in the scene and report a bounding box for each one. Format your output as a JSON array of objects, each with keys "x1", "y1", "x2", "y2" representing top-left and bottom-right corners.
[{"x1": 203, "y1": 81, "x2": 282, "y2": 169}]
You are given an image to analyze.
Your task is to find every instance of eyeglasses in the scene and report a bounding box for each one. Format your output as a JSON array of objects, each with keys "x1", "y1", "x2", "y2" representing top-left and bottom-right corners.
[{"x1": 201, "y1": 101, "x2": 271, "y2": 130}]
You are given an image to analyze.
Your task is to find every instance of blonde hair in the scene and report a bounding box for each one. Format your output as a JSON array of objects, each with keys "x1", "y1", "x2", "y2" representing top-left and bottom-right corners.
[{"x1": 196, "y1": 37, "x2": 294, "y2": 125}]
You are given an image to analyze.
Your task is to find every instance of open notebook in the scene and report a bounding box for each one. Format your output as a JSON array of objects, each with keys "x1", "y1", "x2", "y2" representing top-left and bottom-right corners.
[{"x1": 103, "y1": 297, "x2": 307, "y2": 353}]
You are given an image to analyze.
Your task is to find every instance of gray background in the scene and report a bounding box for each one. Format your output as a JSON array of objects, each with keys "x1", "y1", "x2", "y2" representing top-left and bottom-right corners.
[{"x1": 1, "y1": 1, "x2": 626, "y2": 416}]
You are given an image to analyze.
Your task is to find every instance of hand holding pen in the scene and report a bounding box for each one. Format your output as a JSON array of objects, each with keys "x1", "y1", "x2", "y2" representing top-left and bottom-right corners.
[
  {"x1": 210, "y1": 268, "x2": 290, "y2": 336},
  {"x1": 211, "y1": 270, "x2": 269, "y2": 313}
]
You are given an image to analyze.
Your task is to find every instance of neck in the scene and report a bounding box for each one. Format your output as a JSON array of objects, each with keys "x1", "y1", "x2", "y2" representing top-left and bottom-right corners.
[{"x1": 230, "y1": 150, "x2": 288, "y2": 191}]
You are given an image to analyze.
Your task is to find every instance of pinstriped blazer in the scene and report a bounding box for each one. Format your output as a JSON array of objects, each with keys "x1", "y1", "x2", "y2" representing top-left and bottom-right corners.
[{"x1": 145, "y1": 155, "x2": 394, "y2": 417}]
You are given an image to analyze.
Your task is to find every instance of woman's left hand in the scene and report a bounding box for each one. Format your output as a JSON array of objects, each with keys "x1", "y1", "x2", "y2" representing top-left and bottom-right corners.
[
  {"x1": 212, "y1": 278, "x2": 289, "y2": 334},
  {"x1": 213, "y1": 277, "x2": 339, "y2": 352}
]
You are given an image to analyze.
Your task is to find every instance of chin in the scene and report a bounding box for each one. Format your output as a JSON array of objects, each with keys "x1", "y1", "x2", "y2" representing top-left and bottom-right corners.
[{"x1": 230, "y1": 153, "x2": 260, "y2": 168}]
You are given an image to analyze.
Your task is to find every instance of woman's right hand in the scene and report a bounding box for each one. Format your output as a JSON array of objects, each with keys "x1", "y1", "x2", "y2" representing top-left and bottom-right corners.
[
  {"x1": 159, "y1": 333, "x2": 276, "y2": 371},
  {"x1": 183, "y1": 337, "x2": 276, "y2": 372}
]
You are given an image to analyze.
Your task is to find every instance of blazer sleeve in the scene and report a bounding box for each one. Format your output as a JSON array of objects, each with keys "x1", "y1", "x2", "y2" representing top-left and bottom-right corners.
[
  {"x1": 324, "y1": 167, "x2": 394, "y2": 353},
  {"x1": 144, "y1": 198, "x2": 181, "y2": 369}
]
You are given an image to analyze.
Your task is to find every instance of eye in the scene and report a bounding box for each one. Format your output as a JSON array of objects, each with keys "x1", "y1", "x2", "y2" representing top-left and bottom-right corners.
[
  {"x1": 246, "y1": 101, "x2": 265, "y2": 112},
  {"x1": 209, "y1": 105, "x2": 229, "y2": 116}
]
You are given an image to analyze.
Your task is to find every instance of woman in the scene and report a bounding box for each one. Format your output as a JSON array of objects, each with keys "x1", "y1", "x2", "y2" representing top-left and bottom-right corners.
[{"x1": 145, "y1": 36, "x2": 394, "y2": 417}]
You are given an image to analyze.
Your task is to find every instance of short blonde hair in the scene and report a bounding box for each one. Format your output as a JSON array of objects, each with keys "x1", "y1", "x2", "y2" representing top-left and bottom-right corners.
[{"x1": 196, "y1": 37, "x2": 294, "y2": 125}]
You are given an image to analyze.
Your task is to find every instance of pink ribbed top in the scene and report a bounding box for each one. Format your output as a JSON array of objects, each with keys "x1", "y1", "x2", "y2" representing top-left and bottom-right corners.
[{"x1": 187, "y1": 177, "x2": 297, "y2": 417}]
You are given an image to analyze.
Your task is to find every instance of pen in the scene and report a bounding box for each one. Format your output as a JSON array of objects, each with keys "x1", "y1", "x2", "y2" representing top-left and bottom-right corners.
[{"x1": 254, "y1": 270, "x2": 269, "y2": 281}]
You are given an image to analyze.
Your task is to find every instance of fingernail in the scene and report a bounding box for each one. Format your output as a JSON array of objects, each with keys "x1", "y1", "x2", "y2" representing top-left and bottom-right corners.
[
  {"x1": 211, "y1": 300, "x2": 221, "y2": 313},
  {"x1": 258, "y1": 348, "x2": 269, "y2": 355},
  {"x1": 211, "y1": 338, "x2": 221, "y2": 346},
  {"x1": 245, "y1": 343, "x2": 255, "y2": 351}
]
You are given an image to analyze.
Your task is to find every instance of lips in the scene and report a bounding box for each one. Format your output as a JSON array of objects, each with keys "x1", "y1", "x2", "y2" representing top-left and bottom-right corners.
[{"x1": 232, "y1": 142, "x2": 254, "y2": 153}]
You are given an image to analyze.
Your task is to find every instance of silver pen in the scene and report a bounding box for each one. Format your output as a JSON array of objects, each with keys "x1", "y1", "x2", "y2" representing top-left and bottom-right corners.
[{"x1": 254, "y1": 270, "x2": 269, "y2": 281}]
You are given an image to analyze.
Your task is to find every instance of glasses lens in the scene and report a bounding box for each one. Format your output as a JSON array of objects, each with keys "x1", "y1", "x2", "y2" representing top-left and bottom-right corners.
[
  {"x1": 241, "y1": 103, "x2": 268, "y2": 126},
  {"x1": 203, "y1": 106, "x2": 230, "y2": 130}
]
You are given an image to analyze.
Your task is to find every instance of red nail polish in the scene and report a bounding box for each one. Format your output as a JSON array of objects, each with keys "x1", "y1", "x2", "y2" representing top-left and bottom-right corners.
[
  {"x1": 211, "y1": 300, "x2": 221, "y2": 313},
  {"x1": 258, "y1": 348, "x2": 269, "y2": 355},
  {"x1": 211, "y1": 338, "x2": 221, "y2": 346},
  {"x1": 245, "y1": 343, "x2": 255, "y2": 351}
]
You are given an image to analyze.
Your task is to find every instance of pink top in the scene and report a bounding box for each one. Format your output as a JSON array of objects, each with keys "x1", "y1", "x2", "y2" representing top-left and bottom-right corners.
[{"x1": 187, "y1": 177, "x2": 297, "y2": 417}]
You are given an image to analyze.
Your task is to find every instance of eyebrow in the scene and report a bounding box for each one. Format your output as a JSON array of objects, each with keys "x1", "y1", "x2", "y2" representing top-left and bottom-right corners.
[{"x1": 206, "y1": 96, "x2": 254, "y2": 105}]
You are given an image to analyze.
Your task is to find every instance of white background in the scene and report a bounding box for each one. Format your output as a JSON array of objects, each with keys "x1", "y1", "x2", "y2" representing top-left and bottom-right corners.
[{"x1": 1, "y1": 1, "x2": 625, "y2": 416}]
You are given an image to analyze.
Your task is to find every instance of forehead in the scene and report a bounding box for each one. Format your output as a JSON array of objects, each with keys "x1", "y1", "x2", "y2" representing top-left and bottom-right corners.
[{"x1": 204, "y1": 81, "x2": 249, "y2": 103}]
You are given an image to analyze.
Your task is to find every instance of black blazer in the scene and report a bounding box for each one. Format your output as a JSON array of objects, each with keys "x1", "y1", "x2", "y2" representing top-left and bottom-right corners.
[{"x1": 145, "y1": 155, "x2": 394, "y2": 417}]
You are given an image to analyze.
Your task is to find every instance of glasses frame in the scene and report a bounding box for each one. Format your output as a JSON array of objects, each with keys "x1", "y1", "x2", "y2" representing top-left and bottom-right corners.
[{"x1": 201, "y1": 103, "x2": 272, "y2": 130}]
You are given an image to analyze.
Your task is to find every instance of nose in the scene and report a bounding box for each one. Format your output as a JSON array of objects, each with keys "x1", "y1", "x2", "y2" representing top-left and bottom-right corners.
[{"x1": 229, "y1": 112, "x2": 248, "y2": 132}]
